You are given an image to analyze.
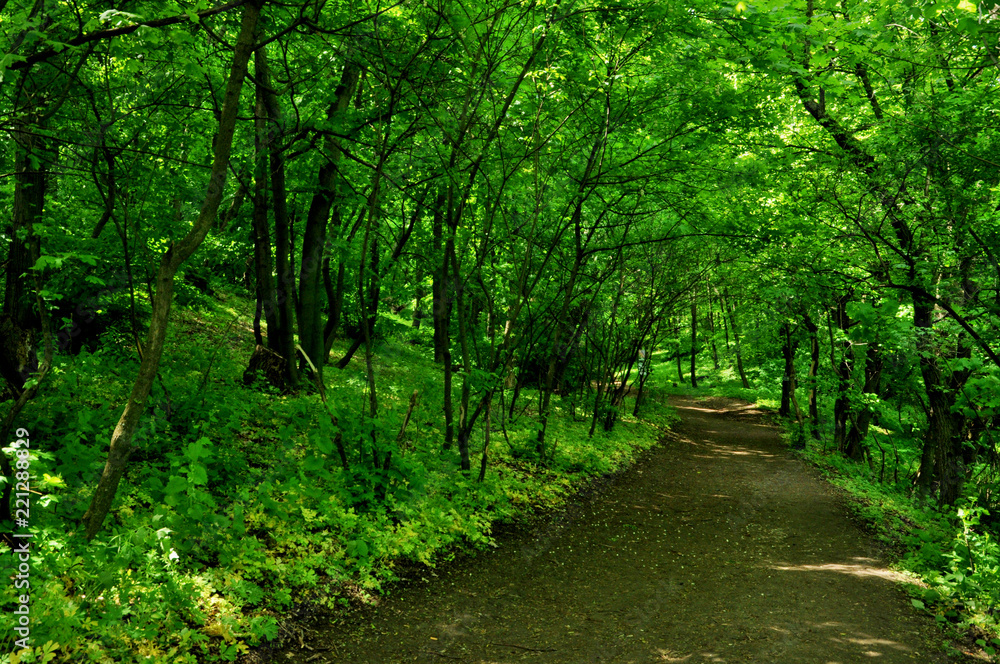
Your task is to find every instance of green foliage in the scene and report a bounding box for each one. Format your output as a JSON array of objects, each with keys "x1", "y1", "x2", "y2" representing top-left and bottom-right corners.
[
  {"x1": 2, "y1": 0, "x2": 999, "y2": 658},
  {"x1": 0, "y1": 297, "x2": 674, "y2": 663}
]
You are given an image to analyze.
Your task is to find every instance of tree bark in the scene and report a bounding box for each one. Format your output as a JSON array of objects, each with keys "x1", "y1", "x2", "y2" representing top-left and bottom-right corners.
[
  {"x1": 322, "y1": 250, "x2": 345, "y2": 355},
  {"x1": 913, "y1": 294, "x2": 968, "y2": 504},
  {"x1": 675, "y1": 319, "x2": 685, "y2": 384}
]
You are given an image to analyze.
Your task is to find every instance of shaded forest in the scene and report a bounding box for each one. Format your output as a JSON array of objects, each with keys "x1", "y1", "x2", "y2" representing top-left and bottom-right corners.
[{"x1": 1, "y1": 0, "x2": 999, "y2": 661}]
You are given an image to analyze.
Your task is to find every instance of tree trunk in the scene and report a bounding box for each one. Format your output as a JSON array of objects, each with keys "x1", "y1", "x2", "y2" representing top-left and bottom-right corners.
[
  {"x1": 689, "y1": 300, "x2": 698, "y2": 388},
  {"x1": 252, "y1": 84, "x2": 279, "y2": 353},
  {"x1": 1, "y1": 122, "x2": 46, "y2": 395},
  {"x1": 217, "y1": 177, "x2": 247, "y2": 232},
  {"x1": 477, "y1": 396, "x2": 492, "y2": 482},
  {"x1": 723, "y1": 289, "x2": 749, "y2": 389},
  {"x1": 322, "y1": 250, "x2": 345, "y2": 356},
  {"x1": 844, "y1": 342, "x2": 882, "y2": 458},
  {"x1": 82, "y1": 1, "x2": 262, "y2": 539},
  {"x1": 431, "y1": 192, "x2": 448, "y2": 364},
  {"x1": 412, "y1": 273, "x2": 426, "y2": 328},
  {"x1": 255, "y1": 43, "x2": 298, "y2": 385},
  {"x1": 296, "y1": 58, "x2": 361, "y2": 378},
  {"x1": 675, "y1": 320, "x2": 685, "y2": 384},
  {"x1": 829, "y1": 299, "x2": 855, "y2": 457},
  {"x1": 779, "y1": 323, "x2": 798, "y2": 418},
  {"x1": 450, "y1": 239, "x2": 473, "y2": 472},
  {"x1": 359, "y1": 226, "x2": 380, "y2": 468},
  {"x1": 913, "y1": 294, "x2": 967, "y2": 504},
  {"x1": 804, "y1": 313, "x2": 821, "y2": 440},
  {"x1": 707, "y1": 289, "x2": 720, "y2": 370}
]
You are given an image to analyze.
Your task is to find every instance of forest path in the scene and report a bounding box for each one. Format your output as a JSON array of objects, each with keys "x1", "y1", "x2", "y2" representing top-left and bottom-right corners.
[{"x1": 282, "y1": 396, "x2": 968, "y2": 664}]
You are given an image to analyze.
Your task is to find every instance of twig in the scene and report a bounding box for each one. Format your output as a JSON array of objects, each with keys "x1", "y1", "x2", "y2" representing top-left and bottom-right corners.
[
  {"x1": 296, "y1": 344, "x2": 349, "y2": 471},
  {"x1": 419, "y1": 650, "x2": 467, "y2": 661},
  {"x1": 488, "y1": 642, "x2": 557, "y2": 652},
  {"x1": 198, "y1": 312, "x2": 240, "y2": 409},
  {"x1": 396, "y1": 389, "x2": 418, "y2": 443}
]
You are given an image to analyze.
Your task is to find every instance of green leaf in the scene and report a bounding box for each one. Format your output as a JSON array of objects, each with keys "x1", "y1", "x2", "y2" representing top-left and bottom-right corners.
[
  {"x1": 184, "y1": 438, "x2": 213, "y2": 462},
  {"x1": 164, "y1": 476, "x2": 188, "y2": 495},
  {"x1": 188, "y1": 464, "x2": 208, "y2": 485}
]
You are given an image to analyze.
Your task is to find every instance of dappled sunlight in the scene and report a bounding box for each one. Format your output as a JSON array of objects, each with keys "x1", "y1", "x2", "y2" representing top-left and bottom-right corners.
[
  {"x1": 706, "y1": 443, "x2": 777, "y2": 458},
  {"x1": 769, "y1": 561, "x2": 910, "y2": 583},
  {"x1": 646, "y1": 620, "x2": 916, "y2": 664},
  {"x1": 673, "y1": 404, "x2": 729, "y2": 413},
  {"x1": 824, "y1": 634, "x2": 910, "y2": 655},
  {"x1": 435, "y1": 612, "x2": 476, "y2": 638},
  {"x1": 672, "y1": 400, "x2": 769, "y2": 418},
  {"x1": 673, "y1": 429, "x2": 779, "y2": 460},
  {"x1": 645, "y1": 620, "x2": 915, "y2": 664},
  {"x1": 691, "y1": 444, "x2": 779, "y2": 460}
]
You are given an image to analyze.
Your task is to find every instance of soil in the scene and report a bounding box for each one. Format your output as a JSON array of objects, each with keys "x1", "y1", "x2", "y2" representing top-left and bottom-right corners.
[{"x1": 280, "y1": 396, "x2": 981, "y2": 663}]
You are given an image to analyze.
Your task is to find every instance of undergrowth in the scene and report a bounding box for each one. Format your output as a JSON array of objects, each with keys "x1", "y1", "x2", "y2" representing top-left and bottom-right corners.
[{"x1": 0, "y1": 294, "x2": 676, "y2": 664}]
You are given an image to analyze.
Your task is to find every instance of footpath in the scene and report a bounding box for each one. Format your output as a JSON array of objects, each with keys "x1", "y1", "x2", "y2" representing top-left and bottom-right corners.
[{"x1": 281, "y1": 396, "x2": 970, "y2": 663}]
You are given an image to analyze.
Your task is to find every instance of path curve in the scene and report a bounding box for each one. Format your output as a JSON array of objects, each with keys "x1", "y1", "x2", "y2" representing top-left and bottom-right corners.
[{"x1": 283, "y1": 396, "x2": 967, "y2": 663}]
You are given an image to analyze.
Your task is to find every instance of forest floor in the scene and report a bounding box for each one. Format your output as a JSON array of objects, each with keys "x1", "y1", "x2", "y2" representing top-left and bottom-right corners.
[{"x1": 278, "y1": 396, "x2": 981, "y2": 663}]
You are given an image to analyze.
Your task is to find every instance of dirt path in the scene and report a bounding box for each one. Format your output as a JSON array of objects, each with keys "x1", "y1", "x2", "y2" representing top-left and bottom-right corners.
[{"x1": 283, "y1": 396, "x2": 970, "y2": 663}]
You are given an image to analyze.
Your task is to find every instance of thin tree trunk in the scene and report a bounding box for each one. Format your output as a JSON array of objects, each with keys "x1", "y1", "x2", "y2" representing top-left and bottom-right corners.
[
  {"x1": 676, "y1": 320, "x2": 685, "y2": 384},
  {"x1": 690, "y1": 300, "x2": 698, "y2": 388},
  {"x1": 450, "y1": 239, "x2": 473, "y2": 472},
  {"x1": 322, "y1": 250, "x2": 345, "y2": 356},
  {"x1": 829, "y1": 299, "x2": 855, "y2": 457},
  {"x1": 412, "y1": 276, "x2": 426, "y2": 328},
  {"x1": 359, "y1": 230, "x2": 380, "y2": 468},
  {"x1": 720, "y1": 288, "x2": 732, "y2": 352},
  {"x1": 478, "y1": 396, "x2": 492, "y2": 482},
  {"x1": 779, "y1": 323, "x2": 798, "y2": 418},
  {"x1": 707, "y1": 290, "x2": 720, "y2": 371},
  {"x1": 723, "y1": 288, "x2": 749, "y2": 389},
  {"x1": 82, "y1": 1, "x2": 262, "y2": 539},
  {"x1": 804, "y1": 313, "x2": 821, "y2": 440},
  {"x1": 429, "y1": 191, "x2": 449, "y2": 363},
  {"x1": 217, "y1": 177, "x2": 247, "y2": 232},
  {"x1": 252, "y1": 83, "x2": 279, "y2": 352}
]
